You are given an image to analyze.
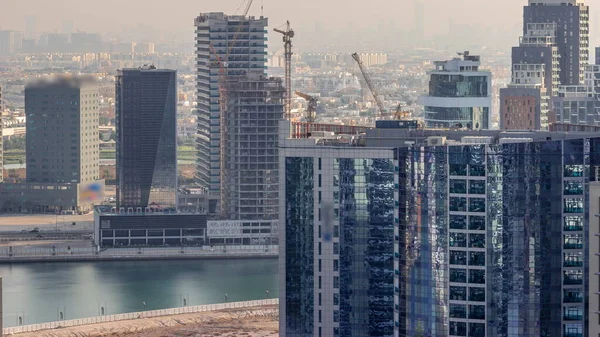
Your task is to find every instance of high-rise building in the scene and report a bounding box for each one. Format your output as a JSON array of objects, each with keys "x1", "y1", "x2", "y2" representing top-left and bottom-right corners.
[
  {"x1": 0, "y1": 31, "x2": 23, "y2": 56},
  {"x1": 501, "y1": 22, "x2": 560, "y2": 130},
  {"x1": 0, "y1": 86, "x2": 3, "y2": 183},
  {"x1": 551, "y1": 85, "x2": 597, "y2": 125},
  {"x1": 25, "y1": 77, "x2": 99, "y2": 184},
  {"x1": 590, "y1": 182, "x2": 600, "y2": 337},
  {"x1": 421, "y1": 51, "x2": 492, "y2": 129},
  {"x1": 279, "y1": 123, "x2": 395, "y2": 336},
  {"x1": 222, "y1": 74, "x2": 284, "y2": 220},
  {"x1": 115, "y1": 67, "x2": 177, "y2": 210},
  {"x1": 596, "y1": 46, "x2": 600, "y2": 65},
  {"x1": 395, "y1": 135, "x2": 591, "y2": 337},
  {"x1": 523, "y1": 0, "x2": 589, "y2": 86},
  {"x1": 194, "y1": 13, "x2": 268, "y2": 194},
  {"x1": 500, "y1": 85, "x2": 547, "y2": 130},
  {"x1": 281, "y1": 122, "x2": 600, "y2": 337}
]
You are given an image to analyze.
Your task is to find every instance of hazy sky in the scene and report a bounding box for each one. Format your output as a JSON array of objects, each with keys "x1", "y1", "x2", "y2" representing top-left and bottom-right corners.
[{"x1": 1, "y1": 0, "x2": 599, "y2": 52}]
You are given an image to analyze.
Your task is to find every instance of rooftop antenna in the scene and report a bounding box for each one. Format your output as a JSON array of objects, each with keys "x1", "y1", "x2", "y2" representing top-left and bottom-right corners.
[{"x1": 261, "y1": 0, "x2": 264, "y2": 16}]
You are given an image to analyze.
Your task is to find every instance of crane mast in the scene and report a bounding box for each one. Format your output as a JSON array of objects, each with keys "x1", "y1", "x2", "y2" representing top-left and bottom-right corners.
[
  {"x1": 352, "y1": 53, "x2": 385, "y2": 118},
  {"x1": 274, "y1": 21, "x2": 294, "y2": 120}
]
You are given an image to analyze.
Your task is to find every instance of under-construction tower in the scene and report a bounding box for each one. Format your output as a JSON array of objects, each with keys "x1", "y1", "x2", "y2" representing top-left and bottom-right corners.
[
  {"x1": 274, "y1": 21, "x2": 294, "y2": 119},
  {"x1": 194, "y1": 10, "x2": 268, "y2": 200},
  {"x1": 223, "y1": 75, "x2": 285, "y2": 220}
]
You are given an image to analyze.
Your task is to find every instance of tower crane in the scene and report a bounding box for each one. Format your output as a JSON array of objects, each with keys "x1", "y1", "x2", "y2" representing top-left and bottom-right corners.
[
  {"x1": 208, "y1": 0, "x2": 254, "y2": 217},
  {"x1": 294, "y1": 91, "x2": 317, "y2": 123},
  {"x1": 274, "y1": 21, "x2": 294, "y2": 120},
  {"x1": 351, "y1": 52, "x2": 385, "y2": 118},
  {"x1": 394, "y1": 103, "x2": 411, "y2": 120}
]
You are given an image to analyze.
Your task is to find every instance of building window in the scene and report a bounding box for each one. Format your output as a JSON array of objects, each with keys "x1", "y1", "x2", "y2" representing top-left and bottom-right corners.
[
  {"x1": 469, "y1": 198, "x2": 486, "y2": 213},
  {"x1": 564, "y1": 198, "x2": 583, "y2": 213},
  {"x1": 468, "y1": 323, "x2": 485, "y2": 337},
  {"x1": 563, "y1": 270, "x2": 583, "y2": 285},
  {"x1": 469, "y1": 234, "x2": 485, "y2": 248},
  {"x1": 450, "y1": 286, "x2": 466, "y2": 301},
  {"x1": 469, "y1": 269, "x2": 485, "y2": 284},
  {"x1": 564, "y1": 216, "x2": 583, "y2": 231},
  {"x1": 469, "y1": 287, "x2": 485, "y2": 302},
  {"x1": 469, "y1": 216, "x2": 485, "y2": 230},
  {"x1": 450, "y1": 179, "x2": 467, "y2": 194},
  {"x1": 564, "y1": 181, "x2": 583, "y2": 195},
  {"x1": 449, "y1": 322, "x2": 467, "y2": 336},
  {"x1": 450, "y1": 251, "x2": 467, "y2": 265},
  {"x1": 450, "y1": 233, "x2": 467, "y2": 247},
  {"x1": 450, "y1": 197, "x2": 467, "y2": 212},
  {"x1": 564, "y1": 165, "x2": 583, "y2": 177},
  {"x1": 469, "y1": 165, "x2": 485, "y2": 177},
  {"x1": 450, "y1": 164, "x2": 467, "y2": 176},
  {"x1": 469, "y1": 180, "x2": 485, "y2": 194},
  {"x1": 469, "y1": 252, "x2": 485, "y2": 266},
  {"x1": 449, "y1": 304, "x2": 466, "y2": 318},
  {"x1": 450, "y1": 268, "x2": 467, "y2": 283},
  {"x1": 469, "y1": 305, "x2": 485, "y2": 320},
  {"x1": 450, "y1": 215, "x2": 467, "y2": 229},
  {"x1": 564, "y1": 252, "x2": 583, "y2": 267},
  {"x1": 564, "y1": 234, "x2": 583, "y2": 249}
]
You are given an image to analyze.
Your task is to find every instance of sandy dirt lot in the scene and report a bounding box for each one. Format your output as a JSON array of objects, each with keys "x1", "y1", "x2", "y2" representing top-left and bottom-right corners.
[
  {"x1": 0, "y1": 214, "x2": 94, "y2": 231},
  {"x1": 14, "y1": 305, "x2": 278, "y2": 337}
]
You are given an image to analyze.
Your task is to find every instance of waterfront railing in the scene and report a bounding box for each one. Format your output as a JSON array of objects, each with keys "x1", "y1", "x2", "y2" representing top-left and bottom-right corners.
[
  {"x1": 3, "y1": 298, "x2": 278, "y2": 335},
  {"x1": 0, "y1": 245, "x2": 278, "y2": 262}
]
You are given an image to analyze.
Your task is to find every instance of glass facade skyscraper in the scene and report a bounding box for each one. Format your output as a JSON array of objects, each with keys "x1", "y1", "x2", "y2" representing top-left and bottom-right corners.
[
  {"x1": 396, "y1": 138, "x2": 594, "y2": 337},
  {"x1": 280, "y1": 122, "x2": 600, "y2": 337},
  {"x1": 280, "y1": 139, "x2": 395, "y2": 337},
  {"x1": 115, "y1": 67, "x2": 177, "y2": 210},
  {"x1": 421, "y1": 52, "x2": 492, "y2": 129}
]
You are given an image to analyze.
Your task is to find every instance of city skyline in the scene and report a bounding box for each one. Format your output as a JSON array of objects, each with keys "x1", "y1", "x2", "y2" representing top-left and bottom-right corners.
[{"x1": 1, "y1": 0, "x2": 599, "y2": 52}]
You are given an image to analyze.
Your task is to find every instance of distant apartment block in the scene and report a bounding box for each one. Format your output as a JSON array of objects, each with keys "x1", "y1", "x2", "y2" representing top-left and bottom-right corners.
[
  {"x1": 0, "y1": 30, "x2": 22, "y2": 56},
  {"x1": 596, "y1": 46, "x2": 600, "y2": 65},
  {"x1": 551, "y1": 85, "x2": 597, "y2": 125},
  {"x1": 135, "y1": 42, "x2": 155, "y2": 54},
  {"x1": 194, "y1": 12, "x2": 268, "y2": 194},
  {"x1": 0, "y1": 76, "x2": 103, "y2": 212},
  {"x1": 500, "y1": 85, "x2": 546, "y2": 130},
  {"x1": 356, "y1": 53, "x2": 388, "y2": 67},
  {"x1": 421, "y1": 52, "x2": 492, "y2": 129},
  {"x1": 26, "y1": 78, "x2": 99, "y2": 184},
  {"x1": 524, "y1": 0, "x2": 589, "y2": 86},
  {"x1": 115, "y1": 67, "x2": 177, "y2": 211}
]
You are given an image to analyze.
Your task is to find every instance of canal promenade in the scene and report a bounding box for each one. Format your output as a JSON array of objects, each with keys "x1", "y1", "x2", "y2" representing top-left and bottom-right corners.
[
  {"x1": 0, "y1": 245, "x2": 278, "y2": 263},
  {"x1": 5, "y1": 299, "x2": 279, "y2": 336}
]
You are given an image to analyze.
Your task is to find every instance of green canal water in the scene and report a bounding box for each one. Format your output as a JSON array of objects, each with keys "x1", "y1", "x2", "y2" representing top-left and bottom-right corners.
[{"x1": 0, "y1": 258, "x2": 278, "y2": 327}]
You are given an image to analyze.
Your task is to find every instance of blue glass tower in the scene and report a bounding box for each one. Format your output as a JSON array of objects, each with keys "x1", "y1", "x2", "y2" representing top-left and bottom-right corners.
[{"x1": 115, "y1": 67, "x2": 177, "y2": 210}]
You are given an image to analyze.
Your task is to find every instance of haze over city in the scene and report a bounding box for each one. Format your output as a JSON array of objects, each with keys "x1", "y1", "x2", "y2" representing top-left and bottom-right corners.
[
  {"x1": 1, "y1": 0, "x2": 600, "y2": 336},
  {"x1": 2, "y1": 0, "x2": 599, "y2": 52}
]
